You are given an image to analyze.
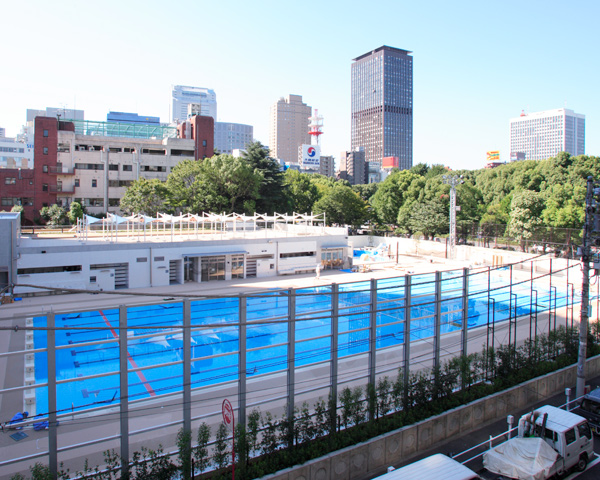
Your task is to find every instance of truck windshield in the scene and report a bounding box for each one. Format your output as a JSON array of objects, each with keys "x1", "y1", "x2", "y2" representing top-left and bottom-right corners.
[{"x1": 578, "y1": 422, "x2": 592, "y2": 440}]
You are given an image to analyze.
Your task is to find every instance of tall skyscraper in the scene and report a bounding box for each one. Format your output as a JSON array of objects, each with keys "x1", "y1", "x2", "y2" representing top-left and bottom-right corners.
[
  {"x1": 509, "y1": 108, "x2": 585, "y2": 160},
  {"x1": 269, "y1": 95, "x2": 312, "y2": 164},
  {"x1": 351, "y1": 46, "x2": 413, "y2": 170},
  {"x1": 172, "y1": 85, "x2": 217, "y2": 123}
]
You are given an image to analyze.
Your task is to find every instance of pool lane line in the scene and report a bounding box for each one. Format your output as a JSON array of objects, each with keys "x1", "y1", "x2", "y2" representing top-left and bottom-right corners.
[{"x1": 99, "y1": 310, "x2": 157, "y2": 397}]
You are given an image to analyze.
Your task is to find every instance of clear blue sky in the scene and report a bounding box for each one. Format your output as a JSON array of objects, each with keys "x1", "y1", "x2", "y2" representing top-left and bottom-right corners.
[{"x1": 1, "y1": 0, "x2": 598, "y2": 171}]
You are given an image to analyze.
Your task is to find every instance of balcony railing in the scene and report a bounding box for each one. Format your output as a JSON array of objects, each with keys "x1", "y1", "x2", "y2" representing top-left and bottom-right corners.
[
  {"x1": 49, "y1": 185, "x2": 75, "y2": 193},
  {"x1": 48, "y1": 166, "x2": 76, "y2": 175}
]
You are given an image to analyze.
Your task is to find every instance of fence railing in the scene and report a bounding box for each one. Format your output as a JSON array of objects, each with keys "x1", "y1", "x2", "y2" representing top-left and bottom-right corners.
[{"x1": 0, "y1": 259, "x2": 585, "y2": 478}]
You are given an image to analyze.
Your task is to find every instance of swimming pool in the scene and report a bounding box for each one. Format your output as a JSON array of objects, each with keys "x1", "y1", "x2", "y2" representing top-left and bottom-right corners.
[{"x1": 32, "y1": 269, "x2": 576, "y2": 416}]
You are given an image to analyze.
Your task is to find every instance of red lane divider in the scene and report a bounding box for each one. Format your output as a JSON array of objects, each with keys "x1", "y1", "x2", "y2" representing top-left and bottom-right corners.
[{"x1": 99, "y1": 310, "x2": 157, "y2": 397}]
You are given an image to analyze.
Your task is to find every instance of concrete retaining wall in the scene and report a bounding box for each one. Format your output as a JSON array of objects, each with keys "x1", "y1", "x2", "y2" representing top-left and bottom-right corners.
[{"x1": 261, "y1": 355, "x2": 600, "y2": 480}]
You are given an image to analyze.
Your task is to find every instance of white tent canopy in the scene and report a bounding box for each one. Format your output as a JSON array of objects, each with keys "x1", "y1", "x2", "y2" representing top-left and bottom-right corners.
[{"x1": 76, "y1": 211, "x2": 327, "y2": 242}]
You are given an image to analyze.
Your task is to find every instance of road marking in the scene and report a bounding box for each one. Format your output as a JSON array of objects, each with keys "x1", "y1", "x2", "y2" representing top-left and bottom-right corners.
[{"x1": 99, "y1": 310, "x2": 157, "y2": 397}]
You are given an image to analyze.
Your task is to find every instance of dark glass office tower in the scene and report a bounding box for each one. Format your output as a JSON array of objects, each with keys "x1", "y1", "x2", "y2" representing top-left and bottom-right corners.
[{"x1": 351, "y1": 46, "x2": 413, "y2": 170}]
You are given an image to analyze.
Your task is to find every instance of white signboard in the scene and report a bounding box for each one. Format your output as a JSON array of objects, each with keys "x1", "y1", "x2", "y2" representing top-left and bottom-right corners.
[{"x1": 301, "y1": 144, "x2": 320, "y2": 167}]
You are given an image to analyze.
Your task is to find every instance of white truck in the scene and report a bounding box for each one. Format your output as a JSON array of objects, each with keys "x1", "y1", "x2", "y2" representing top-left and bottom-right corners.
[
  {"x1": 483, "y1": 405, "x2": 594, "y2": 479},
  {"x1": 374, "y1": 453, "x2": 481, "y2": 480}
]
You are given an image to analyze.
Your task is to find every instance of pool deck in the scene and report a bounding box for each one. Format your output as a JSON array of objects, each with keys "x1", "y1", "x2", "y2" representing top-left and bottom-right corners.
[{"x1": 0, "y1": 252, "x2": 543, "y2": 321}]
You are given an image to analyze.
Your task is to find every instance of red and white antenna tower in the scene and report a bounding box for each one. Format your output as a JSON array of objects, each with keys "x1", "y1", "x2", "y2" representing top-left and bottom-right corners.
[{"x1": 308, "y1": 109, "x2": 324, "y2": 146}]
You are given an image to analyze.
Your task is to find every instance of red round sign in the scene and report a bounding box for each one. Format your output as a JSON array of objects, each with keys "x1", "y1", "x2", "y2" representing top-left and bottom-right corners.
[{"x1": 222, "y1": 399, "x2": 234, "y2": 426}]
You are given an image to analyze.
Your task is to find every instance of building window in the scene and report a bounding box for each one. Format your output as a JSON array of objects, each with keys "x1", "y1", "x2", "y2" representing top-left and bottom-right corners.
[
  {"x1": 109, "y1": 164, "x2": 119, "y2": 171},
  {"x1": 43, "y1": 147, "x2": 49, "y2": 155},
  {"x1": 4, "y1": 177, "x2": 16, "y2": 185},
  {"x1": 43, "y1": 165, "x2": 48, "y2": 173},
  {"x1": 122, "y1": 164, "x2": 133, "y2": 172},
  {"x1": 74, "y1": 178, "x2": 80, "y2": 187},
  {"x1": 92, "y1": 179, "x2": 97, "y2": 188},
  {"x1": 43, "y1": 129, "x2": 49, "y2": 137},
  {"x1": 202, "y1": 140, "x2": 207, "y2": 147},
  {"x1": 42, "y1": 183, "x2": 48, "y2": 192}
]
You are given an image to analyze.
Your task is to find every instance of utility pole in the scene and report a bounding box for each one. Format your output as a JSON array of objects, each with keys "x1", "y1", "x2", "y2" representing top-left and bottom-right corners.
[
  {"x1": 442, "y1": 175, "x2": 464, "y2": 260},
  {"x1": 577, "y1": 177, "x2": 595, "y2": 397}
]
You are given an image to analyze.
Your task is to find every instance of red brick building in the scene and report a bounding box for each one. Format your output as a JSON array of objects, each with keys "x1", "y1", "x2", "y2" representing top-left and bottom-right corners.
[
  {"x1": 1, "y1": 115, "x2": 214, "y2": 223},
  {"x1": 177, "y1": 115, "x2": 215, "y2": 160}
]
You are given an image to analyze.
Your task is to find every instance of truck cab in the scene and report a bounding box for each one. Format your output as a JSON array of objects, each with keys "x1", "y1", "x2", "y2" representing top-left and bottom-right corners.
[{"x1": 520, "y1": 405, "x2": 594, "y2": 473}]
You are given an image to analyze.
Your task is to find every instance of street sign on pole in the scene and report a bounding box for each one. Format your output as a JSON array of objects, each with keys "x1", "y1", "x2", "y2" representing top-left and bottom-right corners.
[{"x1": 222, "y1": 399, "x2": 235, "y2": 480}]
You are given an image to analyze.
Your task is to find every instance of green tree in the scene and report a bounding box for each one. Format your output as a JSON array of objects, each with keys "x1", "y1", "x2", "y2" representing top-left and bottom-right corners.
[
  {"x1": 410, "y1": 163, "x2": 429, "y2": 177},
  {"x1": 506, "y1": 190, "x2": 545, "y2": 251},
  {"x1": 166, "y1": 155, "x2": 262, "y2": 214},
  {"x1": 165, "y1": 160, "x2": 205, "y2": 213},
  {"x1": 402, "y1": 200, "x2": 448, "y2": 239},
  {"x1": 283, "y1": 169, "x2": 321, "y2": 213},
  {"x1": 176, "y1": 428, "x2": 192, "y2": 480},
  {"x1": 370, "y1": 170, "x2": 421, "y2": 224},
  {"x1": 120, "y1": 178, "x2": 168, "y2": 216},
  {"x1": 352, "y1": 183, "x2": 378, "y2": 203},
  {"x1": 541, "y1": 183, "x2": 585, "y2": 229},
  {"x1": 200, "y1": 155, "x2": 263, "y2": 213},
  {"x1": 39, "y1": 204, "x2": 68, "y2": 226},
  {"x1": 67, "y1": 201, "x2": 85, "y2": 224},
  {"x1": 242, "y1": 141, "x2": 289, "y2": 214},
  {"x1": 313, "y1": 185, "x2": 369, "y2": 227},
  {"x1": 194, "y1": 422, "x2": 211, "y2": 475},
  {"x1": 213, "y1": 423, "x2": 230, "y2": 473}
]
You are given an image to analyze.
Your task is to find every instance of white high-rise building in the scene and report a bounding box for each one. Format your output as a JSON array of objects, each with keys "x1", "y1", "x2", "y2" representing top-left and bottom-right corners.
[
  {"x1": 214, "y1": 122, "x2": 254, "y2": 154},
  {"x1": 269, "y1": 95, "x2": 312, "y2": 164},
  {"x1": 172, "y1": 85, "x2": 217, "y2": 123},
  {"x1": 509, "y1": 108, "x2": 585, "y2": 161},
  {"x1": 26, "y1": 107, "x2": 84, "y2": 123}
]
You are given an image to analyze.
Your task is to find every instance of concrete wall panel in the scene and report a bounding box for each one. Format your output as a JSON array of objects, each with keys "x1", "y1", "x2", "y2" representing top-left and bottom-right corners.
[
  {"x1": 331, "y1": 450, "x2": 350, "y2": 480},
  {"x1": 401, "y1": 425, "x2": 417, "y2": 457},
  {"x1": 367, "y1": 437, "x2": 387, "y2": 472},
  {"x1": 417, "y1": 418, "x2": 433, "y2": 451},
  {"x1": 459, "y1": 405, "x2": 473, "y2": 432},
  {"x1": 384, "y1": 429, "x2": 402, "y2": 465},
  {"x1": 348, "y1": 447, "x2": 369, "y2": 480}
]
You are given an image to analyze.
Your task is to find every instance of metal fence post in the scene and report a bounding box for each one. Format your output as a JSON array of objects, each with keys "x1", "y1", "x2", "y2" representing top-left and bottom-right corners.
[
  {"x1": 183, "y1": 300, "x2": 191, "y2": 436},
  {"x1": 119, "y1": 306, "x2": 129, "y2": 478},
  {"x1": 461, "y1": 268, "x2": 469, "y2": 359},
  {"x1": 369, "y1": 278, "x2": 377, "y2": 390},
  {"x1": 403, "y1": 275, "x2": 411, "y2": 406},
  {"x1": 287, "y1": 289, "x2": 296, "y2": 430},
  {"x1": 47, "y1": 312, "x2": 57, "y2": 478},
  {"x1": 434, "y1": 271, "x2": 442, "y2": 373},
  {"x1": 331, "y1": 283, "x2": 339, "y2": 407},
  {"x1": 239, "y1": 295, "x2": 247, "y2": 426}
]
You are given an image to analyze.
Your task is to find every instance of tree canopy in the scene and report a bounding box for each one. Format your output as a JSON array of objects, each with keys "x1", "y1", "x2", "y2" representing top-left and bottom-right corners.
[{"x1": 82, "y1": 151, "x2": 600, "y2": 234}]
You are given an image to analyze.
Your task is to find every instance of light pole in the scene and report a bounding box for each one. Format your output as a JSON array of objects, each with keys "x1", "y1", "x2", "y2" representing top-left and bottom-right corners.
[{"x1": 442, "y1": 175, "x2": 464, "y2": 259}]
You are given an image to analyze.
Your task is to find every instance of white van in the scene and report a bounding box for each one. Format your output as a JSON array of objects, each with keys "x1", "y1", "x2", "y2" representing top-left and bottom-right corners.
[{"x1": 374, "y1": 453, "x2": 480, "y2": 480}]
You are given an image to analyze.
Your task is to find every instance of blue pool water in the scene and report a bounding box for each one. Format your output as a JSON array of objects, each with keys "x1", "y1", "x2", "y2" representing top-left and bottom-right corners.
[{"x1": 33, "y1": 270, "x2": 576, "y2": 416}]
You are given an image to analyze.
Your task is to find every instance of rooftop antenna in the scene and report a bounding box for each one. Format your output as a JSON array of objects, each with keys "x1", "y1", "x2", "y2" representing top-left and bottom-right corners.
[{"x1": 308, "y1": 109, "x2": 324, "y2": 146}]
